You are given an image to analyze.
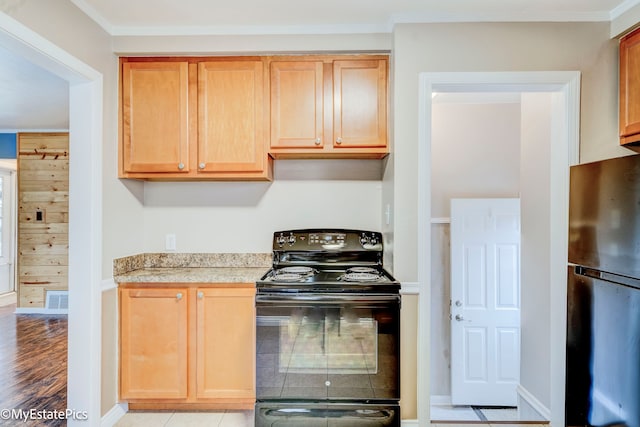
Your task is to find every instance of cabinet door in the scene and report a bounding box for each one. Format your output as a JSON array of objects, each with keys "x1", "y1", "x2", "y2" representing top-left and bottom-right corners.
[
  {"x1": 122, "y1": 62, "x2": 190, "y2": 173},
  {"x1": 270, "y1": 61, "x2": 324, "y2": 148},
  {"x1": 196, "y1": 286, "x2": 256, "y2": 400},
  {"x1": 198, "y1": 61, "x2": 267, "y2": 174},
  {"x1": 120, "y1": 288, "x2": 189, "y2": 399},
  {"x1": 333, "y1": 59, "x2": 387, "y2": 149},
  {"x1": 620, "y1": 29, "x2": 640, "y2": 144}
]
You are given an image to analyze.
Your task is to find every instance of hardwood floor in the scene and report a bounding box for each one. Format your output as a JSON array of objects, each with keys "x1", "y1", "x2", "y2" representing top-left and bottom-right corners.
[{"x1": 0, "y1": 304, "x2": 67, "y2": 426}]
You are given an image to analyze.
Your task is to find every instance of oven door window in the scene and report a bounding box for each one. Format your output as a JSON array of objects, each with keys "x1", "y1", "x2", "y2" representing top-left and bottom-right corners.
[{"x1": 256, "y1": 297, "x2": 400, "y2": 401}]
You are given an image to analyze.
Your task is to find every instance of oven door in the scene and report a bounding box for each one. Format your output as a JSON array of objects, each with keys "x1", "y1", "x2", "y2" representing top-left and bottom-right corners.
[{"x1": 256, "y1": 293, "x2": 400, "y2": 402}]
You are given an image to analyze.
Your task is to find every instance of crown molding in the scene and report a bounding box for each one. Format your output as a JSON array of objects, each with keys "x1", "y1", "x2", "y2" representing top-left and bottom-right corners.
[
  {"x1": 610, "y1": 0, "x2": 640, "y2": 20},
  {"x1": 70, "y1": 0, "x2": 626, "y2": 37},
  {"x1": 69, "y1": 0, "x2": 114, "y2": 34},
  {"x1": 109, "y1": 23, "x2": 393, "y2": 36}
]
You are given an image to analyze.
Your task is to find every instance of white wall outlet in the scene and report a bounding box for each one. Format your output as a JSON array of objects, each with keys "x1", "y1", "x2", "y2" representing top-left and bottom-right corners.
[
  {"x1": 165, "y1": 234, "x2": 176, "y2": 251},
  {"x1": 385, "y1": 204, "x2": 391, "y2": 225}
]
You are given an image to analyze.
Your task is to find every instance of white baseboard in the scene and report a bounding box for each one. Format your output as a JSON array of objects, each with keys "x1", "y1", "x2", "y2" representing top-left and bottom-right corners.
[
  {"x1": 430, "y1": 395, "x2": 452, "y2": 406},
  {"x1": 101, "y1": 402, "x2": 128, "y2": 427},
  {"x1": 401, "y1": 420, "x2": 419, "y2": 426},
  {"x1": 0, "y1": 291, "x2": 16, "y2": 307},
  {"x1": 14, "y1": 307, "x2": 68, "y2": 315},
  {"x1": 517, "y1": 384, "x2": 551, "y2": 421},
  {"x1": 101, "y1": 278, "x2": 117, "y2": 292},
  {"x1": 400, "y1": 281, "x2": 420, "y2": 295}
]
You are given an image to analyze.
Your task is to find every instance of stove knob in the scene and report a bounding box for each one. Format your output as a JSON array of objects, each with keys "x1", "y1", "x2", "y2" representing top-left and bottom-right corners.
[
  {"x1": 288, "y1": 233, "x2": 296, "y2": 245},
  {"x1": 360, "y1": 233, "x2": 369, "y2": 246},
  {"x1": 369, "y1": 234, "x2": 379, "y2": 245},
  {"x1": 276, "y1": 233, "x2": 286, "y2": 247}
]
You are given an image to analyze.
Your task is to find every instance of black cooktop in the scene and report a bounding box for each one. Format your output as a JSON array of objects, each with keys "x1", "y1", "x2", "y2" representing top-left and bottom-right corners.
[{"x1": 259, "y1": 229, "x2": 399, "y2": 294}]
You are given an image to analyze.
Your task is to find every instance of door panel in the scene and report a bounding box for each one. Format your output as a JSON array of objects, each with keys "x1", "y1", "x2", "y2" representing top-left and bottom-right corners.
[
  {"x1": 120, "y1": 288, "x2": 189, "y2": 399},
  {"x1": 270, "y1": 61, "x2": 324, "y2": 148},
  {"x1": 451, "y1": 198, "x2": 520, "y2": 406},
  {"x1": 196, "y1": 287, "x2": 255, "y2": 399},
  {"x1": 333, "y1": 60, "x2": 387, "y2": 148},
  {"x1": 0, "y1": 169, "x2": 14, "y2": 295},
  {"x1": 198, "y1": 61, "x2": 266, "y2": 173},
  {"x1": 122, "y1": 62, "x2": 190, "y2": 173}
]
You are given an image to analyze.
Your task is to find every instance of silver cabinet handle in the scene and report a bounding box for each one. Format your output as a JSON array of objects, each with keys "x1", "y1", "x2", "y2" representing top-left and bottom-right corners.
[
  {"x1": 177, "y1": 163, "x2": 185, "y2": 170},
  {"x1": 197, "y1": 291, "x2": 204, "y2": 299},
  {"x1": 455, "y1": 314, "x2": 464, "y2": 321},
  {"x1": 336, "y1": 137, "x2": 342, "y2": 145},
  {"x1": 198, "y1": 162, "x2": 205, "y2": 169},
  {"x1": 314, "y1": 138, "x2": 321, "y2": 145},
  {"x1": 455, "y1": 300, "x2": 462, "y2": 307},
  {"x1": 176, "y1": 292, "x2": 183, "y2": 300}
]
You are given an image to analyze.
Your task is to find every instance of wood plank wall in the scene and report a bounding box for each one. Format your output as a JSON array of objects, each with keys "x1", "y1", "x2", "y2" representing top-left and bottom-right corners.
[{"x1": 17, "y1": 133, "x2": 69, "y2": 308}]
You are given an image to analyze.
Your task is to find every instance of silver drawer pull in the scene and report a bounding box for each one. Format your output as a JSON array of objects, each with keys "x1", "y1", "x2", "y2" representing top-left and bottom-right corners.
[
  {"x1": 197, "y1": 291, "x2": 204, "y2": 299},
  {"x1": 176, "y1": 292, "x2": 183, "y2": 300}
]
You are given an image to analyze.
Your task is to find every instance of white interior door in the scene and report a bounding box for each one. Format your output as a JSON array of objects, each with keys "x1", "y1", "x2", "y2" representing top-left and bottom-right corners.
[
  {"x1": 450, "y1": 198, "x2": 520, "y2": 406},
  {"x1": 0, "y1": 168, "x2": 15, "y2": 295}
]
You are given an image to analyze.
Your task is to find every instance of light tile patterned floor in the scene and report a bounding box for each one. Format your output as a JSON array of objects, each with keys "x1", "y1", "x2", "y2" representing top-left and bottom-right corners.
[
  {"x1": 114, "y1": 410, "x2": 548, "y2": 427},
  {"x1": 431, "y1": 425, "x2": 548, "y2": 427},
  {"x1": 430, "y1": 404, "x2": 547, "y2": 423},
  {"x1": 114, "y1": 410, "x2": 252, "y2": 427}
]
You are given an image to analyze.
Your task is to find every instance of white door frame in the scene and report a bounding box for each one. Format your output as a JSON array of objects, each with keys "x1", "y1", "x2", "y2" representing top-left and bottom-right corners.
[
  {"x1": 416, "y1": 71, "x2": 580, "y2": 427},
  {"x1": 0, "y1": 12, "x2": 103, "y2": 426},
  {"x1": 0, "y1": 166, "x2": 15, "y2": 295}
]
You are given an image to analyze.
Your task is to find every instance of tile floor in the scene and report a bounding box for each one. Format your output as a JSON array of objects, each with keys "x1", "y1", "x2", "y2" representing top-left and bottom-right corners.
[
  {"x1": 114, "y1": 409, "x2": 547, "y2": 426},
  {"x1": 430, "y1": 404, "x2": 546, "y2": 422},
  {"x1": 114, "y1": 410, "x2": 254, "y2": 427}
]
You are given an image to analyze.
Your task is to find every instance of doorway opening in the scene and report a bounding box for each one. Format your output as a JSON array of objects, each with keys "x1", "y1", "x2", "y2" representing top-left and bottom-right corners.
[
  {"x1": 0, "y1": 161, "x2": 16, "y2": 305},
  {"x1": 0, "y1": 12, "x2": 104, "y2": 423},
  {"x1": 416, "y1": 72, "x2": 579, "y2": 427}
]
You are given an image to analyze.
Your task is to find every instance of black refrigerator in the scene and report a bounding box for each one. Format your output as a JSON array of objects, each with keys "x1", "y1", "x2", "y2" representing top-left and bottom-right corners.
[{"x1": 566, "y1": 154, "x2": 640, "y2": 427}]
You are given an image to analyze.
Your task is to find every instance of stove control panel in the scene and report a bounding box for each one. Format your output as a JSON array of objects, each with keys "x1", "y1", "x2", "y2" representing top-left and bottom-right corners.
[
  {"x1": 309, "y1": 232, "x2": 346, "y2": 246},
  {"x1": 273, "y1": 229, "x2": 383, "y2": 251},
  {"x1": 276, "y1": 232, "x2": 297, "y2": 247},
  {"x1": 360, "y1": 232, "x2": 379, "y2": 247}
]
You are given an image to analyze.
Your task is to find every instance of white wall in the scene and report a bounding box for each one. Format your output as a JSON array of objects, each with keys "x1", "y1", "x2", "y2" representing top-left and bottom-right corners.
[
  {"x1": 430, "y1": 101, "x2": 521, "y2": 397},
  {"x1": 519, "y1": 93, "x2": 553, "y2": 410},
  {"x1": 142, "y1": 179, "x2": 383, "y2": 252},
  {"x1": 431, "y1": 101, "x2": 521, "y2": 218}
]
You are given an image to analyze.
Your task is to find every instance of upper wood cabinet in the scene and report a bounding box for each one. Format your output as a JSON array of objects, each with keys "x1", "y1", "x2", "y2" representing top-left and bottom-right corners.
[
  {"x1": 270, "y1": 60, "x2": 325, "y2": 149},
  {"x1": 268, "y1": 55, "x2": 389, "y2": 159},
  {"x1": 333, "y1": 59, "x2": 387, "y2": 150},
  {"x1": 620, "y1": 27, "x2": 640, "y2": 146},
  {"x1": 119, "y1": 55, "x2": 389, "y2": 177},
  {"x1": 198, "y1": 61, "x2": 268, "y2": 176},
  {"x1": 119, "y1": 58, "x2": 272, "y2": 180},
  {"x1": 121, "y1": 62, "x2": 191, "y2": 174}
]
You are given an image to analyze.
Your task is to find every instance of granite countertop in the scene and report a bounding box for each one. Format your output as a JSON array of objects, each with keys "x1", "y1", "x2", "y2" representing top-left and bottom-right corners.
[{"x1": 113, "y1": 252, "x2": 272, "y2": 284}]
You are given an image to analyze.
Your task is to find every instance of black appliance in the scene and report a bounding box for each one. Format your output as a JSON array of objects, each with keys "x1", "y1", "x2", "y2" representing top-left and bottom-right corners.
[
  {"x1": 566, "y1": 155, "x2": 640, "y2": 427},
  {"x1": 255, "y1": 229, "x2": 401, "y2": 427}
]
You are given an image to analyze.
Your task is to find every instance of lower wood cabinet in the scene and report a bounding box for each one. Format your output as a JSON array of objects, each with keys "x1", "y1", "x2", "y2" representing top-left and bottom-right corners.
[{"x1": 119, "y1": 283, "x2": 256, "y2": 409}]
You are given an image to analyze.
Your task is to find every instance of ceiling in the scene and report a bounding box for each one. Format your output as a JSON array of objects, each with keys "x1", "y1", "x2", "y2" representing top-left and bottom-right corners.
[{"x1": 0, "y1": 0, "x2": 637, "y2": 131}]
